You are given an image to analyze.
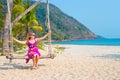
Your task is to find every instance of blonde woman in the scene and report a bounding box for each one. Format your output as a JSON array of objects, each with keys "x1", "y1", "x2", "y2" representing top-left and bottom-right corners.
[{"x1": 13, "y1": 32, "x2": 50, "y2": 69}]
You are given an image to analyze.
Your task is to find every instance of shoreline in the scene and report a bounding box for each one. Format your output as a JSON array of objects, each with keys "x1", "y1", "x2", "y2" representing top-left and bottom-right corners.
[{"x1": 52, "y1": 43, "x2": 120, "y2": 47}]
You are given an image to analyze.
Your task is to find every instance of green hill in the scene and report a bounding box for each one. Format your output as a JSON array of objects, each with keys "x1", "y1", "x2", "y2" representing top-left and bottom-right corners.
[{"x1": 35, "y1": 2, "x2": 97, "y2": 40}]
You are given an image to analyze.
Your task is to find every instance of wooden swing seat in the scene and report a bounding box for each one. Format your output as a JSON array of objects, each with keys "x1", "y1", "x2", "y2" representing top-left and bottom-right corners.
[{"x1": 6, "y1": 53, "x2": 56, "y2": 62}]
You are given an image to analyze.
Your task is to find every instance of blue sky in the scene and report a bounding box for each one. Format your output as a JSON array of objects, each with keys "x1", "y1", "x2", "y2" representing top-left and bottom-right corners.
[{"x1": 35, "y1": 0, "x2": 120, "y2": 38}]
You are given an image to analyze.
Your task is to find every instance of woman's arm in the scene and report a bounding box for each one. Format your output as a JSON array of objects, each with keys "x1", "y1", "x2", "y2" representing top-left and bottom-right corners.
[
  {"x1": 36, "y1": 32, "x2": 50, "y2": 42},
  {"x1": 13, "y1": 37, "x2": 26, "y2": 44}
]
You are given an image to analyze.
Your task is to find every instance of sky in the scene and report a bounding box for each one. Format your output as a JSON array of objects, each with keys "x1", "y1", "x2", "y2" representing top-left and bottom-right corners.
[{"x1": 35, "y1": 0, "x2": 120, "y2": 38}]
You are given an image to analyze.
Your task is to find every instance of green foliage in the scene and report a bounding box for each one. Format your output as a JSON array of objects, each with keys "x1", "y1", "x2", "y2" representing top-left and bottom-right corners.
[
  {"x1": 32, "y1": 26, "x2": 43, "y2": 31},
  {"x1": 52, "y1": 31, "x2": 63, "y2": 40},
  {"x1": 15, "y1": 45, "x2": 27, "y2": 54},
  {"x1": 38, "y1": 42, "x2": 44, "y2": 50},
  {"x1": 0, "y1": 48, "x2": 2, "y2": 56},
  {"x1": 12, "y1": 5, "x2": 25, "y2": 16},
  {"x1": 12, "y1": 0, "x2": 40, "y2": 39},
  {"x1": 0, "y1": 0, "x2": 5, "y2": 32},
  {"x1": 0, "y1": 38, "x2": 2, "y2": 48},
  {"x1": 0, "y1": 1, "x2": 2, "y2": 8},
  {"x1": 13, "y1": 0, "x2": 22, "y2": 5},
  {"x1": 54, "y1": 46, "x2": 66, "y2": 54}
]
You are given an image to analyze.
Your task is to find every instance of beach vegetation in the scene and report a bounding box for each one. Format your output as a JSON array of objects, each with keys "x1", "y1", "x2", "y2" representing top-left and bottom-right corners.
[{"x1": 54, "y1": 46, "x2": 66, "y2": 54}]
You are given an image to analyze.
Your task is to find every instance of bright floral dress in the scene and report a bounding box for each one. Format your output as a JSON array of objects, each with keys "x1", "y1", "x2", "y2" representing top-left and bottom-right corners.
[{"x1": 26, "y1": 40, "x2": 41, "y2": 63}]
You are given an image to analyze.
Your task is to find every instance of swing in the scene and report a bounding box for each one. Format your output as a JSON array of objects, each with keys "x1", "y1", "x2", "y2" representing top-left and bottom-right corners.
[{"x1": 6, "y1": 0, "x2": 56, "y2": 63}]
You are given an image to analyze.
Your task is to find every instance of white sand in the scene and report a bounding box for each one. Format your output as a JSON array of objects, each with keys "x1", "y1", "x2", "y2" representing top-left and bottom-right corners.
[{"x1": 0, "y1": 45, "x2": 120, "y2": 80}]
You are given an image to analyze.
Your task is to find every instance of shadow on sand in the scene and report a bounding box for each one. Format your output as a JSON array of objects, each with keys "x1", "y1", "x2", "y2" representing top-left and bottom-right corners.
[
  {"x1": 0, "y1": 63, "x2": 46, "y2": 70},
  {"x1": 94, "y1": 54, "x2": 120, "y2": 61}
]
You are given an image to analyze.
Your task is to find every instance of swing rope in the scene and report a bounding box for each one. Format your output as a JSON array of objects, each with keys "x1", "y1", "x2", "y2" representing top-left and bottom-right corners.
[
  {"x1": 45, "y1": 0, "x2": 55, "y2": 59},
  {"x1": 46, "y1": 0, "x2": 52, "y2": 55}
]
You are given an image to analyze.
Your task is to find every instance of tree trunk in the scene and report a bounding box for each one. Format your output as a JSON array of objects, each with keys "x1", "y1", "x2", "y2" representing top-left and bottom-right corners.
[
  {"x1": 25, "y1": 24, "x2": 30, "y2": 37},
  {"x1": 26, "y1": 24, "x2": 30, "y2": 34},
  {"x1": 2, "y1": 13, "x2": 10, "y2": 56},
  {"x1": 8, "y1": 0, "x2": 14, "y2": 53},
  {"x1": 2, "y1": 0, "x2": 13, "y2": 56}
]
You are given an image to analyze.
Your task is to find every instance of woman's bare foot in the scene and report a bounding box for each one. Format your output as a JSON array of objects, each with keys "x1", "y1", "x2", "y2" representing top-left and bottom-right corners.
[
  {"x1": 31, "y1": 67, "x2": 36, "y2": 70},
  {"x1": 36, "y1": 66, "x2": 39, "y2": 69}
]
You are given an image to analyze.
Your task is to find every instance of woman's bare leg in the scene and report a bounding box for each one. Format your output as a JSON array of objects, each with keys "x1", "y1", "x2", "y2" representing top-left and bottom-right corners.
[
  {"x1": 35, "y1": 55, "x2": 39, "y2": 68},
  {"x1": 32, "y1": 57, "x2": 36, "y2": 69}
]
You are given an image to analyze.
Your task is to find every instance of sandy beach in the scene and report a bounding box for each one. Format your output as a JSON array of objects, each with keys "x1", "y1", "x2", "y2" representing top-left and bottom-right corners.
[{"x1": 0, "y1": 45, "x2": 120, "y2": 80}]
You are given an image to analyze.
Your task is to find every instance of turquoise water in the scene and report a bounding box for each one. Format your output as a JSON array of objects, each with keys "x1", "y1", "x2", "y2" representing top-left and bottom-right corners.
[{"x1": 52, "y1": 38, "x2": 120, "y2": 46}]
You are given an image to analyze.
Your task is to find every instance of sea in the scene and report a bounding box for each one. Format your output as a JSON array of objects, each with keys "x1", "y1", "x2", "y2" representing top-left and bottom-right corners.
[{"x1": 51, "y1": 38, "x2": 120, "y2": 46}]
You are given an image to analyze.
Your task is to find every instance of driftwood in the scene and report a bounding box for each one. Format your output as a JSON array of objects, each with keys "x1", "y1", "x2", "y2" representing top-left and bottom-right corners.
[{"x1": 6, "y1": 53, "x2": 56, "y2": 63}]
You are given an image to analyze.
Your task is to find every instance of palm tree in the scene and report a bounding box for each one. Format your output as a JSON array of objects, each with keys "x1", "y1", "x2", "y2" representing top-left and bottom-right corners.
[
  {"x1": 2, "y1": 13, "x2": 10, "y2": 55},
  {"x1": 12, "y1": 0, "x2": 42, "y2": 39},
  {"x1": 22, "y1": 0, "x2": 39, "y2": 34},
  {"x1": 2, "y1": 0, "x2": 42, "y2": 55},
  {"x1": 2, "y1": 0, "x2": 13, "y2": 55}
]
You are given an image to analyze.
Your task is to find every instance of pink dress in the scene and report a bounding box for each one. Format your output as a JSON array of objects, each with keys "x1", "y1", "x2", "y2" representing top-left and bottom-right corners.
[{"x1": 26, "y1": 40, "x2": 41, "y2": 63}]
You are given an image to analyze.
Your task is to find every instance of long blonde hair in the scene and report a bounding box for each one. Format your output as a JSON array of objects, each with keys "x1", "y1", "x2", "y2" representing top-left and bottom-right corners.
[{"x1": 26, "y1": 32, "x2": 35, "y2": 45}]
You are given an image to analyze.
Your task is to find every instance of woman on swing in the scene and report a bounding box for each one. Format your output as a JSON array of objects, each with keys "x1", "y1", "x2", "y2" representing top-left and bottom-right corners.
[{"x1": 13, "y1": 31, "x2": 50, "y2": 69}]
